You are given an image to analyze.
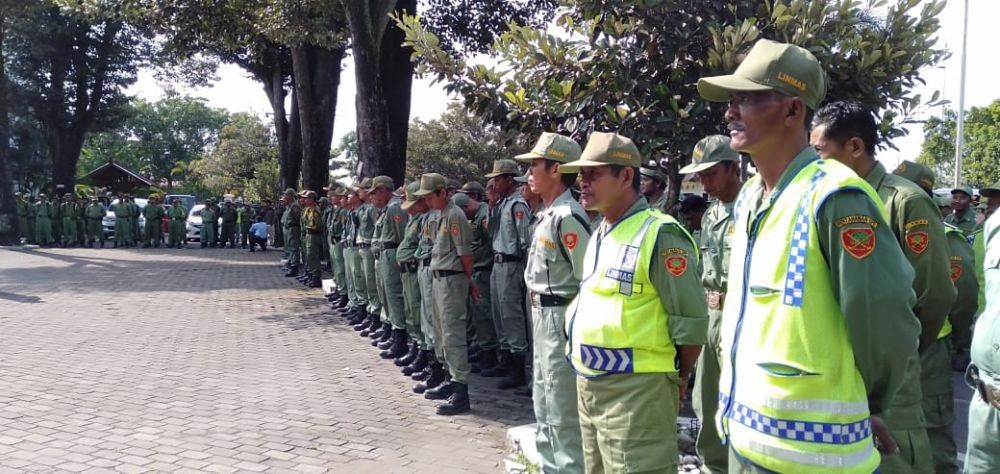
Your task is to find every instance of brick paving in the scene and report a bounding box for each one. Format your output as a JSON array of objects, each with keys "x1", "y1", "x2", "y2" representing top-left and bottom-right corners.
[{"x1": 0, "y1": 246, "x2": 535, "y2": 473}]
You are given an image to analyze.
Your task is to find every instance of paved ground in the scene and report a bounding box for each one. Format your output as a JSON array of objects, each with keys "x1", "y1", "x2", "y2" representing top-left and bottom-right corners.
[{"x1": 0, "y1": 246, "x2": 534, "y2": 473}]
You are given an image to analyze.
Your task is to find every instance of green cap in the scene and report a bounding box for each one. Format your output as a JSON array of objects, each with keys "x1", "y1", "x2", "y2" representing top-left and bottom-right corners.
[
  {"x1": 356, "y1": 177, "x2": 372, "y2": 190},
  {"x1": 318, "y1": 196, "x2": 328, "y2": 203},
  {"x1": 413, "y1": 173, "x2": 447, "y2": 197},
  {"x1": 298, "y1": 190, "x2": 318, "y2": 200},
  {"x1": 514, "y1": 171, "x2": 530, "y2": 183},
  {"x1": 459, "y1": 181, "x2": 485, "y2": 196},
  {"x1": 283, "y1": 188, "x2": 297, "y2": 195},
  {"x1": 485, "y1": 159, "x2": 520, "y2": 178},
  {"x1": 332, "y1": 185, "x2": 348, "y2": 196},
  {"x1": 368, "y1": 175, "x2": 394, "y2": 191},
  {"x1": 640, "y1": 167, "x2": 667, "y2": 183},
  {"x1": 514, "y1": 132, "x2": 582, "y2": 164},
  {"x1": 679, "y1": 135, "x2": 740, "y2": 174},
  {"x1": 891, "y1": 160, "x2": 935, "y2": 194},
  {"x1": 401, "y1": 181, "x2": 422, "y2": 210},
  {"x1": 559, "y1": 132, "x2": 643, "y2": 172},
  {"x1": 64, "y1": 192, "x2": 73, "y2": 198},
  {"x1": 451, "y1": 192, "x2": 471, "y2": 208},
  {"x1": 698, "y1": 39, "x2": 826, "y2": 110},
  {"x1": 951, "y1": 185, "x2": 974, "y2": 198},
  {"x1": 980, "y1": 181, "x2": 1000, "y2": 198},
  {"x1": 933, "y1": 195, "x2": 952, "y2": 208}
]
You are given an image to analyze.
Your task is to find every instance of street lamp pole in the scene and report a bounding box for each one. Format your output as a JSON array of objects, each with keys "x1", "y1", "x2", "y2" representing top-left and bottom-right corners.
[{"x1": 953, "y1": 0, "x2": 969, "y2": 187}]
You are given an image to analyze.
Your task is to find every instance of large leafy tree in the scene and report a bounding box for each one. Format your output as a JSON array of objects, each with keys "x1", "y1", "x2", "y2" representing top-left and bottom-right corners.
[
  {"x1": 400, "y1": 0, "x2": 947, "y2": 206},
  {"x1": 189, "y1": 113, "x2": 280, "y2": 201},
  {"x1": 917, "y1": 100, "x2": 1000, "y2": 188}
]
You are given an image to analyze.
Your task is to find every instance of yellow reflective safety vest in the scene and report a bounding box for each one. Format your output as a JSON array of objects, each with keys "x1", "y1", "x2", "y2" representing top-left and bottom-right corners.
[
  {"x1": 939, "y1": 222, "x2": 968, "y2": 339},
  {"x1": 719, "y1": 159, "x2": 883, "y2": 473},
  {"x1": 566, "y1": 207, "x2": 695, "y2": 377}
]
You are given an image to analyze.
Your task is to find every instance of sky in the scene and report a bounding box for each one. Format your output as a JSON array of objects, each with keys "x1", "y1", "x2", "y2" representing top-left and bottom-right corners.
[{"x1": 128, "y1": 0, "x2": 997, "y2": 171}]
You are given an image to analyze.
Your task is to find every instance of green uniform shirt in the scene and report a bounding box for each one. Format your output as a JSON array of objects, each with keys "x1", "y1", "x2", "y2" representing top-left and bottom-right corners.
[
  {"x1": 201, "y1": 206, "x2": 216, "y2": 223},
  {"x1": 113, "y1": 202, "x2": 130, "y2": 218},
  {"x1": 168, "y1": 204, "x2": 186, "y2": 220},
  {"x1": 945, "y1": 223, "x2": 978, "y2": 333},
  {"x1": 355, "y1": 202, "x2": 378, "y2": 244},
  {"x1": 86, "y1": 203, "x2": 106, "y2": 219},
  {"x1": 431, "y1": 202, "x2": 472, "y2": 272},
  {"x1": 945, "y1": 209, "x2": 977, "y2": 235},
  {"x1": 650, "y1": 193, "x2": 669, "y2": 213},
  {"x1": 736, "y1": 149, "x2": 920, "y2": 414},
  {"x1": 143, "y1": 204, "x2": 165, "y2": 220},
  {"x1": 524, "y1": 189, "x2": 591, "y2": 298},
  {"x1": 469, "y1": 203, "x2": 493, "y2": 268},
  {"x1": 865, "y1": 162, "x2": 955, "y2": 347},
  {"x1": 16, "y1": 199, "x2": 31, "y2": 218},
  {"x1": 416, "y1": 209, "x2": 439, "y2": 261},
  {"x1": 593, "y1": 198, "x2": 708, "y2": 346},
  {"x1": 220, "y1": 205, "x2": 237, "y2": 223},
  {"x1": 699, "y1": 198, "x2": 736, "y2": 293},
  {"x1": 60, "y1": 202, "x2": 76, "y2": 219},
  {"x1": 281, "y1": 202, "x2": 301, "y2": 228},
  {"x1": 301, "y1": 205, "x2": 321, "y2": 232},
  {"x1": 374, "y1": 200, "x2": 408, "y2": 247},
  {"x1": 397, "y1": 212, "x2": 425, "y2": 264},
  {"x1": 491, "y1": 191, "x2": 531, "y2": 257}
]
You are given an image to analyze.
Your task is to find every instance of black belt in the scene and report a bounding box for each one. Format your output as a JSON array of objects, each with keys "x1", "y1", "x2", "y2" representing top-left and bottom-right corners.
[
  {"x1": 474, "y1": 264, "x2": 494, "y2": 272},
  {"x1": 382, "y1": 242, "x2": 399, "y2": 250},
  {"x1": 432, "y1": 269, "x2": 464, "y2": 278},
  {"x1": 400, "y1": 262, "x2": 418, "y2": 273},
  {"x1": 494, "y1": 253, "x2": 522, "y2": 263},
  {"x1": 358, "y1": 243, "x2": 371, "y2": 248},
  {"x1": 307, "y1": 229, "x2": 321, "y2": 234},
  {"x1": 421, "y1": 257, "x2": 431, "y2": 266},
  {"x1": 288, "y1": 225, "x2": 300, "y2": 229},
  {"x1": 533, "y1": 293, "x2": 572, "y2": 307}
]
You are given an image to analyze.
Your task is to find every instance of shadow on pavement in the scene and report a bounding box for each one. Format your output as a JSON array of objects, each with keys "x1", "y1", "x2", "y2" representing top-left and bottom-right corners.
[{"x1": 0, "y1": 291, "x2": 43, "y2": 303}]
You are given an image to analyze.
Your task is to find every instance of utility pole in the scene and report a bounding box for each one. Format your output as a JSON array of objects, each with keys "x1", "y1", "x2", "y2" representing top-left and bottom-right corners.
[{"x1": 953, "y1": 0, "x2": 969, "y2": 187}]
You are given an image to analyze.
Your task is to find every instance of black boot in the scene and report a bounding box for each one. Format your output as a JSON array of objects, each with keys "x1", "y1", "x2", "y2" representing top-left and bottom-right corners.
[
  {"x1": 436, "y1": 383, "x2": 470, "y2": 416},
  {"x1": 395, "y1": 342, "x2": 419, "y2": 367},
  {"x1": 477, "y1": 348, "x2": 499, "y2": 372},
  {"x1": 497, "y1": 353, "x2": 527, "y2": 389},
  {"x1": 381, "y1": 330, "x2": 409, "y2": 359},
  {"x1": 359, "y1": 317, "x2": 377, "y2": 337},
  {"x1": 308, "y1": 275, "x2": 321, "y2": 288},
  {"x1": 354, "y1": 313, "x2": 373, "y2": 332},
  {"x1": 284, "y1": 266, "x2": 299, "y2": 277},
  {"x1": 347, "y1": 309, "x2": 366, "y2": 325},
  {"x1": 413, "y1": 361, "x2": 446, "y2": 394},
  {"x1": 403, "y1": 350, "x2": 430, "y2": 376},
  {"x1": 375, "y1": 324, "x2": 393, "y2": 348},
  {"x1": 368, "y1": 321, "x2": 387, "y2": 340},
  {"x1": 424, "y1": 378, "x2": 454, "y2": 400},
  {"x1": 411, "y1": 363, "x2": 432, "y2": 381},
  {"x1": 480, "y1": 350, "x2": 510, "y2": 378}
]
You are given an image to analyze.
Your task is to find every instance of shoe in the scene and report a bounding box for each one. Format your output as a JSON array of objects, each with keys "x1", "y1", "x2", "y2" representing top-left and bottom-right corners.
[
  {"x1": 360, "y1": 318, "x2": 379, "y2": 337},
  {"x1": 477, "y1": 348, "x2": 499, "y2": 372},
  {"x1": 402, "y1": 350, "x2": 430, "y2": 376},
  {"x1": 497, "y1": 353, "x2": 527, "y2": 390},
  {"x1": 410, "y1": 363, "x2": 432, "y2": 381},
  {"x1": 376, "y1": 326, "x2": 393, "y2": 344},
  {"x1": 424, "y1": 379, "x2": 454, "y2": 400},
  {"x1": 380, "y1": 330, "x2": 408, "y2": 359},
  {"x1": 284, "y1": 266, "x2": 299, "y2": 277},
  {"x1": 347, "y1": 310, "x2": 367, "y2": 326},
  {"x1": 307, "y1": 276, "x2": 321, "y2": 288},
  {"x1": 395, "y1": 342, "x2": 419, "y2": 367},
  {"x1": 377, "y1": 337, "x2": 393, "y2": 350},
  {"x1": 436, "y1": 383, "x2": 470, "y2": 416},
  {"x1": 369, "y1": 321, "x2": 387, "y2": 340},
  {"x1": 413, "y1": 362, "x2": 446, "y2": 394},
  {"x1": 480, "y1": 350, "x2": 510, "y2": 378}
]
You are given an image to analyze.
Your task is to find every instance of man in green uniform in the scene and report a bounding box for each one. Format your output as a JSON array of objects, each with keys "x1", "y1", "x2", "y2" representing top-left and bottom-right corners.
[
  {"x1": 415, "y1": 172, "x2": 480, "y2": 415},
  {"x1": 15, "y1": 192, "x2": 33, "y2": 245},
  {"x1": 201, "y1": 199, "x2": 217, "y2": 248},
  {"x1": 514, "y1": 132, "x2": 589, "y2": 472},
  {"x1": 411, "y1": 180, "x2": 447, "y2": 392},
  {"x1": 143, "y1": 197, "x2": 165, "y2": 248},
  {"x1": 34, "y1": 194, "x2": 54, "y2": 246},
  {"x1": 558, "y1": 132, "x2": 706, "y2": 473},
  {"x1": 640, "y1": 165, "x2": 669, "y2": 212},
  {"x1": 299, "y1": 190, "x2": 323, "y2": 287},
  {"x1": 679, "y1": 134, "x2": 742, "y2": 474},
  {"x1": 811, "y1": 101, "x2": 956, "y2": 473},
  {"x1": 129, "y1": 196, "x2": 141, "y2": 243},
  {"x1": 698, "y1": 39, "x2": 920, "y2": 473},
  {"x1": 454, "y1": 187, "x2": 500, "y2": 373},
  {"x1": 113, "y1": 196, "x2": 133, "y2": 247},
  {"x1": 355, "y1": 178, "x2": 384, "y2": 339},
  {"x1": 370, "y1": 177, "x2": 410, "y2": 358},
  {"x1": 964, "y1": 207, "x2": 1000, "y2": 472},
  {"x1": 85, "y1": 197, "x2": 106, "y2": 248},
  {"x1": 340, "y1": 188, "x2": 371, "y2": 326},
  {"x1": 75, "y1": 196, "x2": 87, "y2": 247},
  {"x1": 326, "y1": 188, "x2": 348, "y2": 305},
  {"x1": 168, "y1": 198, "x2": 187, "y2": 248},
  {"x1": 396, "y1": 182, "x2": 429, "y2": 373},
  {"x1": 280, "y1": 189, "x2": 301, "y2": 276},
  {"x1": 59, "y1": 193, "x2": 77, "y2": 247},
  {"x1": 51, "y1": 194, "x2": 63, "y2": 245},
  {"x1": 946, "y1": 185, "x2": 977, "y2": 236},
  {"x1": 219, "y1": 200, "x2": 237, "y2": 248},
  {"x1": 483, "y1": 159, "x2": 532, "y2": 389},
  {"x1": 237, "y1": 201, "x2": 252, "y2": 249}
]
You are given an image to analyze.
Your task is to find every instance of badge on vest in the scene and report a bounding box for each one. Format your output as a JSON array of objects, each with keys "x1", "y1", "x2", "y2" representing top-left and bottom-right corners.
[{"x1": 606, "y1": 244, "x2": 640, "y2": 295}]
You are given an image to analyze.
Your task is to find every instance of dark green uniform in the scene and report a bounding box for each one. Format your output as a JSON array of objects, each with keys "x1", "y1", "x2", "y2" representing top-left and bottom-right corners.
[
  {"x1": 34, "y1": 198, "x2": 54, "y2": 245},
  {"x1": 467, "y1": 202, "x2": 498, "y2": 354},
  {"x1": 490, "y1": 191, "x2": 532, "y2": 355},
  {"x1": 431, "y1": 200, "x2": 474, "y2": 384},
  {"x1": 143, "y1": 202, "x2": 165, "y2": 247},
  {"x1": 168, "y1": 203, "x2": 187, "y2": 248},
  {"x1": 85, "y1": 201, "x2": 105, "y2": 247},
  {"x1": 59, "y1": 197, "x2": 77, "y2": 246},
  {"x1": 219, "y1": 203, "x2": 237, "y2": 248},
  {"x1": 201, "y1": 205, "x2": 217, "y2": 248},
  {"x1": 398, "y1": 210, "x2": 426, "y2": 349},
  {"x1": 15, "y1": 195, "x2": 33, "y2": 244},
  {"x1": 357, "y1": 202, "x2": 381, "y2": 318},
  {"x1": 281, "y1": 201, "x2": 301, "y2": 267},
  {"x1": 418, "y1": 209, "x2": 440, "y2": 355},
  {"x1": 374, "y1": 198, "x2": 408, "y2": 330},
  {"x1": 301, "y1": 203, "x2": 322, "y2": 279},
  {"x1": 945, "y1": 208, "x2": 977, "y2": 236}
]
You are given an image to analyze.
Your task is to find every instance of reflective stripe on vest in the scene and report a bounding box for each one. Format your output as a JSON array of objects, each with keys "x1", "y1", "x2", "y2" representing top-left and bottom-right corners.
[{"x1": 718, "y1": 158, "x2": 882, "y2": 473}]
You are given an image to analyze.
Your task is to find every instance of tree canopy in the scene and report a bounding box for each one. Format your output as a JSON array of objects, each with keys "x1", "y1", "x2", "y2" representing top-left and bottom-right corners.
[{"x1": 918, "y1": 100, "x2": 1000, "y2": 189}]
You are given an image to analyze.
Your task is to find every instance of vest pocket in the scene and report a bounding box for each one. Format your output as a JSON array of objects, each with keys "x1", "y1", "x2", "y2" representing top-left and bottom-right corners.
[{"x1": 757, "y1": 362, "x2": 820, "y2": 377}]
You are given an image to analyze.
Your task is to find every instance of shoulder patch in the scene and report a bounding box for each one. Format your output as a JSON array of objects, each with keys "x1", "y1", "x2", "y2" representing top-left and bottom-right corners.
[
  {"x1": 665, "y1": 254, "x2": 688, "y2": 277},
  {"x1": 841, "y1": 227, "x2": 875, "y2": 259},
  {"x1": 834, "y1": 215, "x2": 879, "y2": 229},
  {"x1": 905, "y1": 231, "x2": 929, "y2": 254},
  {"x1": 515, "y1": 210, "x2": 525, "y2": 220},
  {"x1": 950, "y1": 263, "x2": 962, "y2": 282},
  {"x1": 562, "y1": 232, "x2": 579, "y2": 251},
  {"x1": 450, "y1": 222, "x2": 460, "y2": 237},
  {"x1": 904, "y1": 219, "x2": 928, "y2": 231},
  {"x1": 393, "y1": 214, "x2": 403, "y2": 223}
]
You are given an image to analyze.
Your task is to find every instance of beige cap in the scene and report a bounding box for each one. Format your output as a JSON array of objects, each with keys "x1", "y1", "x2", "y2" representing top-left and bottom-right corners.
[
  {"x1": 400, "y1": 181, "x2": 422, "y2": 210},
  {"x1": 559, "y1": 132, "x2": 643, "y2": 173},
  {"x1": 514, "y1": 132, "x2": 582, "y2": 164},
  {"x1": 369, "y1": 175, "x2": 394, "y2": 191},
  {"x1": 413, "y1": 173, "x2": 447, "y2": 197},
  {"x1": 679, "y1": 135, "x2": 740, "y2": 174},
  {"x1": 485, "y1": 159, "x2": 520, "y2": 178}
]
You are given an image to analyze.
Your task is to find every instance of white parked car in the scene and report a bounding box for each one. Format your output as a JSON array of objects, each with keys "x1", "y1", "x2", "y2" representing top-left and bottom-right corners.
[
  {"x1": 186, "y1": 204, "x2": 223, "y2": 242},
  {"x1": 102, "y1": 198, "x2": 148, "y2": 240}
]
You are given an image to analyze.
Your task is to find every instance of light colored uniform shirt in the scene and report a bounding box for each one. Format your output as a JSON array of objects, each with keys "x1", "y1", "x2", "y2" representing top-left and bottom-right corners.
[
  {"x1": 432, "y1": 202, "x2": 472, "y2": 272},
  {"x1": 469, "y1": 202, "x2": 493, "y2": 268},
  {"x1": 699, "y1": 199, "x2": 736, "y2": 294},
  {"x1": 356, "y1": 202, "x2": 378, "y2": 244},
  {"x1": 524, "y1": 189, "x2": 591, "y2": 298},
  {"x1": 491, "y1": 191, "x2": 531, "y2": 257}
]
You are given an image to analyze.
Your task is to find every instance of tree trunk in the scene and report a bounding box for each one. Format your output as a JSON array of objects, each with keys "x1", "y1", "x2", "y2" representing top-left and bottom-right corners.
[
  {"x1": 379, "y1": 0, "x2": 415, "y2": 184},
  {"x1": 287, "y1": 86, "x2": 302, "y2": 190},
  {"x1": 262, "y1": 62, "x2": 301, "y2": 192},
  {"x1": 0, "y1": 10, "x2": 17, "y2": 245},
  {"x1": 292, "y1": 44, "x2": 343, "y2": 194}
]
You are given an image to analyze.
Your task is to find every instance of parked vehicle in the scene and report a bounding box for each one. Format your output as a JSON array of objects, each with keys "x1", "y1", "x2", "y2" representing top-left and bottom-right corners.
[
  {"x1": 185, "y1": 204, "x2": 223, "y2": 242},
  {"x1": 102, "y1": 198, "x2": 149, "y2": 240}
]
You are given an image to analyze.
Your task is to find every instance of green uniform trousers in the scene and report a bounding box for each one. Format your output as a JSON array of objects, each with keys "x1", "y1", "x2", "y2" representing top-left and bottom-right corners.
[
  {"x1": 490, "y1": 260, "x2": 530, "y2": 354},
  {"x1": 375, "y1": 249, "x2": 406, "y2": 329},
  {"x1": 202, "y1": 222, "x2": 217, "y2": 247},
  {"x1": 62, "y1": 217, "x2": 77, "y2": 244},
  {"x1": 921, "y1": 337, "x2": 957, "y2": 474},
  {"x1": 693, "y1": 307, "x2": 727, "y2": 474},
  {"x1": 144, "y1": 220, "x2": 162, "y2": 246},
  {"x1": 35, "y1": 217, "x2": 53, "y2": 245},
  {"x1": 881, "y1": 351, "x2": 933, "y2": 474},
  {"x1": 401, "y1": 268, "x2": 425, "y2": 348},
  {"x1": 169, "y1": 220, "x2": 185, "y2": 247},
  {"x1": 87, "y1": 219, "x2": 103, "y2": 246},
  {"x1": 343, "y1": 246, "x2": 365, "y2": 309},
  {"x1": 432, "y1": 273, "x2": 470, "y2": 384},
  {"x1": 965, "y1": 369, "x2": 1000, "y2": 473},
  {"x1": 531, "y1": 303, "x2": 583, "y2": 473},
  {"x1": 418, "y1": 264, "x2": 438, "y2": 356},
  {"x1": 220, "y1": 222, "x2": 236, "y2": 247},
  {"x1": 304, "y1": 233, "x2": 321, "y2": 275},
  {"x1": 577, "y1": 372, "x2": 680, "y2": 474},
  {"x1": 468, "y1": 268, "x2": 498, "y2": 352},
  {"x1": 330, "y1": 240, "x2": 346, "y2": 291},
  {"x1": 359, "y1": 247, "x2": 381, "y2": 317},
  {"x1": 282, "y1": 225, "x2": 300, "y2": 266},
  {"x1": 17, "y1": 215, "x2": 30, "y2": 243},
  {"x1": 115, "y1": 218, "x2": 132, "y2": 246}
]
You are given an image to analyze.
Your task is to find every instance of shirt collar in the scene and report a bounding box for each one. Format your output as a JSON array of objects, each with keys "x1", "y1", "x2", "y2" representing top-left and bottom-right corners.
[{"x1": 864, "y1": 161, "x2": 887, "y2": 190}]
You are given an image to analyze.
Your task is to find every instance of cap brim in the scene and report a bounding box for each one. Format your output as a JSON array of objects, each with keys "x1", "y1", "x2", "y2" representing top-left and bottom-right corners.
[
  {"x1": 484, "y1": 172, "x2": 515, "y2": 178},
  {"x1": 514, "y1": 176, "x2": 529, "y2": 183},
  {"x1": 400, "y1": 199, "x2": 416, "y2": 210},
  {"x1": 950, "y1": 188, "x2": 972, "y2": 196},
  {"x1": 679, "y1": 161, "x2": 721, "y2": 174},
  {"x1": 412, "y1": 189, "x2": 433, "y2": 197},
  {"x1": 513, "y1": 152, "x2": 544, "y2": 163},
  {"x1": 697, "y1": 75, "x2": 775, "y2": 102},
  {"x1": 558, "y1": 159, "x2": 610, "y2": 173}
]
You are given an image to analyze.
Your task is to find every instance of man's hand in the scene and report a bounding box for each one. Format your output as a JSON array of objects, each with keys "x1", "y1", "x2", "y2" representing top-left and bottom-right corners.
[
  {"x1": 678, "y1": 376, "x2": 689, "y2": 410},
  {"x1": 870, "y1": 415, "x2": 899, "y2": 456},
  {"x1": 469, "y1": 279, "x2": 482, "y2": 304}
]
